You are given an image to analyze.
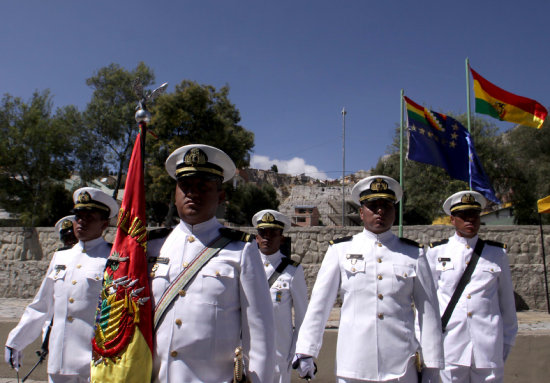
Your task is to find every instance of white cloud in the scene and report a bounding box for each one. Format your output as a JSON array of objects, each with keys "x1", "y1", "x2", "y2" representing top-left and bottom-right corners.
[{"x1": 251, "y1": 155, "x2": 329, "y2": 180}]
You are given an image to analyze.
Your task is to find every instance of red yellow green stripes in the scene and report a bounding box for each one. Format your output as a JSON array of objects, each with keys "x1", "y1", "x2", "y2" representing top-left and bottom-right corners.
[{"x1": 471, "y1": 67, "x2": 547, "y2": 129}]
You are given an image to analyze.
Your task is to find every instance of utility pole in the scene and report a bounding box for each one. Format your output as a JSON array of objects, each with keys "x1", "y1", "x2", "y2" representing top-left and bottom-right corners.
[{"x1": 341, "y1": 107, "x2": 347, "y2": 227}]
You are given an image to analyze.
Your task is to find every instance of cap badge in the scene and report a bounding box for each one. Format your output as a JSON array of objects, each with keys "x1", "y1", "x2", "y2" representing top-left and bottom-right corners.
[
  {"x1": 61, "y1": 220, "x2": 73, "y2": 230},
  {"x1": 261, "y1": 213, "x2": 275, "y2": 223},
  {"x1": 370, "y1": 178, "x2": 389, "y2": 192},
  {"x1": 78, "y1": 191, "x2": 91, "y2": 204},
  {"x1": 184, "y1": 148, "x2": 207, "y2": 166},
  {"x1": 461, "y1": 193, "x2": 476, "y2": 204}
]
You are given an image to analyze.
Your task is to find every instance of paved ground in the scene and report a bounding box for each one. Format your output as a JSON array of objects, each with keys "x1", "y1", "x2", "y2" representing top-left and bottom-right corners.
[{"x1": 0, "y1": 299, "x2": 549, "y2": 382}]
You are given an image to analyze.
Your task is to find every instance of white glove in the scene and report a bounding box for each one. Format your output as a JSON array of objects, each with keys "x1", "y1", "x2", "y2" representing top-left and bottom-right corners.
[
  {"x1": 292, "y1": 354, "x2": 316, "y2": 380},
  {"x1": 503, "y1": 344, "x2": 512, "y2": 361},
  {"x1": 421, "y1": 367, "x2": 440, "y2": 383},
  {"x1": 4, "y1": 346, "x2": 22, "y2": 371}
]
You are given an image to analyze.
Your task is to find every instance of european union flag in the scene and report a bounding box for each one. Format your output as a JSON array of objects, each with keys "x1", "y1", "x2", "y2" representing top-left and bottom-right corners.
[{"x1": 404, "y1": 96, "x2": 500, "y2": 203}]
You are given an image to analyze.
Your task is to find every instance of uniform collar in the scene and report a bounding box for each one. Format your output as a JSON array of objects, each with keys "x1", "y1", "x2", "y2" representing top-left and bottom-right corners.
[
  {"x1": 361, "y1": 228, "x2": 394, "y2": 243},
  {"x1": 261, "y1": 250, "x2": 283, "y2": 264},
  {"x1": 453, "y1": 232, "x2": 479, "y2": 248},
  {"x1": 178, "y1": 216, "x2": 221, "y2": 236},
  {"x1": 76, "y1": 236, "x2": 106, "y2": 253}
]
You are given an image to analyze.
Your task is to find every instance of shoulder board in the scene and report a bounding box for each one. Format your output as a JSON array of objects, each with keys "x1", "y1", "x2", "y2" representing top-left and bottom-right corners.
[
  {"x1": 399, "y1": 237, "x2": 424, "y2": 248},
  {"x1": 219, "y1": 228, "x2": 254, "y2": 242},
  {"x1": 429, "y1": 239, "x2": 449, "y2": 248},
  {"x1": 147, "y1": 227, "x2": 173, "y2": 241},
  {"x1": 484, "y1": 240, "x2": 507, "y2": 249},
  {"x1": 285, "y1": 258, "x2": 300, "y2": 267},
  {"x1": 329, "y1": 236, "x2": 352, "y2": 245}
]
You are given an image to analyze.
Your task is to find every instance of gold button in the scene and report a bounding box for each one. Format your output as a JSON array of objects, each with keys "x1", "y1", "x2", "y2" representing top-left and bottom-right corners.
[
  {"x1": 69, "y1": 298, "x2": 74, "y2": 303},
  {"x1": 351, "y1": 267, "x2": 356, "y2": 272},
  {"x1": 467, "y1": 312, "x2": 473, "y2": 317},
  {"x1": 175, "y1": 319, "x2": 182, "y2": 326},
  {"x1": 150, "y1": 272, "x2": 155, "y2": 278},
  {"x1": 403, "y1": 273, "x2": 408, "y2": 277},
  {"x1": 72, "y1": 280, "x2": 77, "y2": 285},
  {"x1": 377, "y1": 258, "x2": 382, "y2": 263},
  {"x1": 466, "y1": 245, "x2": 471, "y2": 249},
  {"x1": 378, "y1": 294, "x2": 383, "y2": 300},
  {"x1": 67, "y1": 316, "x2": 74, "y2": 322},
  {"x1": 188, "y1": 236, "x2": 195, "y2": 243},
  {"x1": 76, "y1": 264, "x2": 82, "y2": 269},
  {"x1": 490, "y1": 268, "x2": 494, "y2": 272},
  {"x1": 170, "y1": 351, "x2": 178, "y2": 357},
  {"x1": 378, "y1": 313, "x2": 384, "y2": 319},
  {"x1": 215, "y1": 271, "x2": 221, "y2": 276},
  {"x1": 377, "y1": 274, "x2": 383, "y2": 280},
  {"x1": 183, "y1": 262, "x2": 189, "y2": 268},
  {"x1": 179, "y1": 290, "x2": 186, "y2": 297},
  {"x1": 377, "y1": 243, "x2": 382, "y2": 247},
  {"x1": 264, "y1": 262, "x2": 270, "y2": 267},
  {"x1": 95, "y1": 276, "x2": 100, "y2": 280},
  {"x1": 467, "y1": 294, "x2": 471, "y2": 299}
]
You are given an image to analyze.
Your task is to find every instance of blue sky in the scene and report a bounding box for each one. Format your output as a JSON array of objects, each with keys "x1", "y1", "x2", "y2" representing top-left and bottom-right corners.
[{"x1": 2, "y1": 1, "x2": 548, "y2": 180}]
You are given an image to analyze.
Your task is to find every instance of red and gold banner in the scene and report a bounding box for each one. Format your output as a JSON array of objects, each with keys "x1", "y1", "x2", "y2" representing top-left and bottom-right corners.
[{"x1": 91, "y1": 128, "x2": 152, "y2": 382}]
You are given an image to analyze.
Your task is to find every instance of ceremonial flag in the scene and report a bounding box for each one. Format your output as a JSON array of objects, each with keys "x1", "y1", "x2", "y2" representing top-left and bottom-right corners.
[
  {"x1": 471, "y1": 67, "x2": 547, "y2": 129},
  {"x1": 538, "y1": 195, "x2": 550, "y2": 214},
  {"x1": 405, "y1": 96, "x2": 500, "y2": 203},
  {"x1": 91, "y1": 129, "x2": 153, "y2": 382}
]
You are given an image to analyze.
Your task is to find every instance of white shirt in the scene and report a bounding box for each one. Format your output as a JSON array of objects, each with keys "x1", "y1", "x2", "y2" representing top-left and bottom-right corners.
[
  {"x1": 261, "y1": 250, "x2": 308, "y2": 383},
  {"x1": 6, "y1": 237, "x2": 110, "y2": 377},
  {"x1": 295, "y1": 229, "x2": 444, "y2": 381},
  {"x1": 426, "y1": 233, "x2": 518, "y2": 368},
  {"x1": 149, "y1": 218, "x2": 275, "y2": 383}
]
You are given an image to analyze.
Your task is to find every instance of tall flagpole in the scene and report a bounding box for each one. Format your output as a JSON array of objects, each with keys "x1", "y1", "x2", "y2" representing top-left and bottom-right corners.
[
  {"x1": 341, "y1": 107, "x2": 347, "y2": 227},
  {"x1": 465, "y1": 57, "x2": 473, "y2": 191},
  {"x1": 399, "y1": 90, "x2": 404, "y2": 237}
]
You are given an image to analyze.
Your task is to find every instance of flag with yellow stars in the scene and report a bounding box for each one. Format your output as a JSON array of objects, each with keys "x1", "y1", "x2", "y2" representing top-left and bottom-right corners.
[{"x1": 404, "y1": 96, "x2": 499, "y2": 203}]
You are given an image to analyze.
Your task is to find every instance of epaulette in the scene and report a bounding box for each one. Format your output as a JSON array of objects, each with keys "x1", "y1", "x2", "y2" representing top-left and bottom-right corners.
[
  {"x1": 287, "y1": 258, "x2": 300, "y2": 267},
  {"x1": 399, "y1": 237, "x2": 424, "y2": 248},
  {"x1": 329, "y1": 236, "x2": 352, "y2": 245},
  {"x1": 219, "y1": 228, "x2": 254, "y2": 242},
  {"x1": 485, "y1": 240, "x2": 507, "y2": 249},
  {"x1": 429, "y1": 239, "x2": 449, "y2": 248},
  {"x1": 147, "y1": 227, "x2": 173, "y2": 241}
]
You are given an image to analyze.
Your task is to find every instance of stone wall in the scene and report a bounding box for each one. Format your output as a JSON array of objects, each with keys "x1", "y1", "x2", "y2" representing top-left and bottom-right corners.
[{"x1": 1, "y1": 225, "x2": 549, "y2": 310}]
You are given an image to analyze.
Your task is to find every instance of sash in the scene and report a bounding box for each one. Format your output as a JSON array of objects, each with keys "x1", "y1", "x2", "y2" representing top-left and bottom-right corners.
[
  {"x1": 441, "y1": 239, "x2": 485, "y2": 332},
  {"x1": 153, "y1": 235, "x2": 233, "y2": 329},
  {"x1": 267, "y1": 257, "x2": 293, "y2": 287}
]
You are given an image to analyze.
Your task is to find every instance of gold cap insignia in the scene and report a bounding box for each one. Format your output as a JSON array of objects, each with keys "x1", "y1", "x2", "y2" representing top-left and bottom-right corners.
[
  {"x1": 261, "y1": 213, "x2": 275, "y2": 223},
  {"x1": 61, "y1": 220, "x2": 73, "y2": 230},
  {"x1": 461, "y1": 193, "x2": 476, "y2": 204},
  {"x1": 370, "y1": 178, "x2": 389, "y2": 192},
  {"x1": 78, "y1": 191, "x2": 91, "y2": 204},
  {"x1": 184, "y1": 148, "x2": 207, "y2": 166}
]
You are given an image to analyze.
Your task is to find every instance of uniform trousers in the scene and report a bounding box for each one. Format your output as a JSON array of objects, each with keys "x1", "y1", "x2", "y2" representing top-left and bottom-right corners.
[
  {"x1": 48, "y1": 374, "x2": 89, "y2": 383},
  {"x1": 440, "y1": 363, "x2": 502, "y2": 383},
  {"x1": 337, "y1": 357, "x2": 418, "y2": 383}
]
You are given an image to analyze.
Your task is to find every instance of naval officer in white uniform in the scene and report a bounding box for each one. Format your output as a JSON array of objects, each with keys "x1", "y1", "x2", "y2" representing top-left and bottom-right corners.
[
  {"x1": 54, "y1": 215, "x2": 77, "y2": 251},
  {"x1": 5, "y1": 188, "x2": 118, "y2": 383},
  {"x1": 294, "y1": 176, "x2": 443, "y2": 382},
  {"x1": 148, "y1": 144, "x2": 275, "y2": 383},
  {"x1": 252, "y1": 209, "x2": 308, "y2": 383},
  {"x1": 426, "y1": 191, "x2": 517, "y2": 383}
]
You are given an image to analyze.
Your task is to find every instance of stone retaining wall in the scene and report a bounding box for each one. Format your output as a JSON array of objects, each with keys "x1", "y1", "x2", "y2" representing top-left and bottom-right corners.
[{"x1": 1, "y1": 225, "x2": 549, "y2": 310}]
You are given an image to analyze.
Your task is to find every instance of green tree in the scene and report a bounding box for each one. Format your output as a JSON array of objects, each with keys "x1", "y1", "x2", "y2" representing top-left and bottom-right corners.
[
  {"x1": 0, "y1": 91, "x2": 78, "y2": 226},
  {"x1": 83, "y1": 62, "x2": 155, "y2": 197},
  {"x1": 224, "y1": 183, "x2": 279, "y2": 225},
  {"x1": 146, "y1": 80, "x2": 255, "y2": 225},
  {"x1": 270, "y1": 164, "x2": 279, "y2": 173}
]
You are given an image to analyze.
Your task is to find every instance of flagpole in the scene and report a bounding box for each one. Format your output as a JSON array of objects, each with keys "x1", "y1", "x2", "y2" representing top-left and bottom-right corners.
[
  {"x1": 341, "y1": 107, "x2": 347, "y2": 227},
  {"x1": 399, "y1": 89, "x2": 404, "y2": 237},
  {"x1": 465, "y1": 57, "x2": 474, "y2": 191},
  {"x1": 538, "y1": 212, "x2": 550, "y2": 314}
]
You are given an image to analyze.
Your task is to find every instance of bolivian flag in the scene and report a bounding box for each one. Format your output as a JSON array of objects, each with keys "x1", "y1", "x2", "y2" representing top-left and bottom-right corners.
[
  {"x1": 90, "y1": 128, "x2": 153, "y2": 382},
  {"x1": 471, "y1": 67, "x2": 547, "y2": 129}
]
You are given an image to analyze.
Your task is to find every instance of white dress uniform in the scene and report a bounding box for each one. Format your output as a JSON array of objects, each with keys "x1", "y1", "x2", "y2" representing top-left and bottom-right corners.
[
  {"x1": 148, "y1": 217, "x2": 275, "y2": 383},
  {"x1": 261, "y1": 250, "x2": 308, "y2": 383},
  {"x1": 6, "y1": 237, "x2": 111, "y2": 381},
  {"x1": 426, "y1": 233, "x2": 518, "y2": 376},
  {"x1": 295, "y1": 228, "x2": 444, "y2": 382}
]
